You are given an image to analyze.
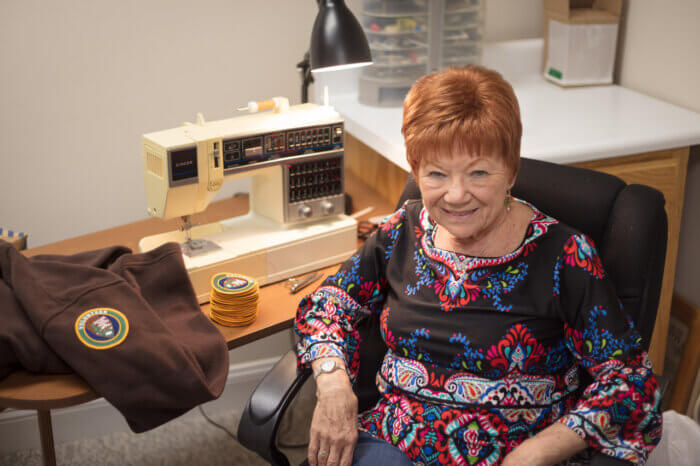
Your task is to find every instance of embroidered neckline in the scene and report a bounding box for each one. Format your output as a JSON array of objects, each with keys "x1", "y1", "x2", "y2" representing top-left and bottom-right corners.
[{"x1": 419, "y1": 198, "x2": 558, "y2": 276}]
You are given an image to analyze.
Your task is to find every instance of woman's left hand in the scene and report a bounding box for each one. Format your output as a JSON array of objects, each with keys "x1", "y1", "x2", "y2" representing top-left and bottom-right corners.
[{"x1": 502, "y1": 423, "x2": 586, "y2": 466}]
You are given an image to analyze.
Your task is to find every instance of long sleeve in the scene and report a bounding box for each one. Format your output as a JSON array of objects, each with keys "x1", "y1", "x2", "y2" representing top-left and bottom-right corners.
[
  {"x1": 294, "y1": 205, "x2": 406, "y2": 381},
  {"x1": 554, "y1": 233, "x2": 662, "y2": 464}
]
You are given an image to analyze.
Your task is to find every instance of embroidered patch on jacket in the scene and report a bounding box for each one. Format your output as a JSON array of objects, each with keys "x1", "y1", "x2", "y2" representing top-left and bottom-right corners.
[{"x1": 75, "y1": 308, "x2": 129, "y2": 350}]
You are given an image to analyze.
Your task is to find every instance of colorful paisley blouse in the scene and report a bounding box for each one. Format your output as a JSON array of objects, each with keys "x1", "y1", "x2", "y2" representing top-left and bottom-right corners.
[{"x1": 295, "y1": 199, "x2": 662, "y2": 465}]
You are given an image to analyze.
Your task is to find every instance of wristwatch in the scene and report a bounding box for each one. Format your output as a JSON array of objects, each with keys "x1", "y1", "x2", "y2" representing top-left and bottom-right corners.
[{"x1": 313, "y1": 359, "x2": 346, "y2": 379}]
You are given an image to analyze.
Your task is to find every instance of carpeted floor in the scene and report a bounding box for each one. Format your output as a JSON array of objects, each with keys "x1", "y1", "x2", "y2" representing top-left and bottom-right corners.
[{"x1": 0, "y1": 407, "x2": 308, "y2": 466}]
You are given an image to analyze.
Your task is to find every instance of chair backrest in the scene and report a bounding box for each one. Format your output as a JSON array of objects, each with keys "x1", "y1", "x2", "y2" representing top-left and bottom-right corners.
[{"x1": 355, "y1": 157, "x2": 667, "y2": 412}]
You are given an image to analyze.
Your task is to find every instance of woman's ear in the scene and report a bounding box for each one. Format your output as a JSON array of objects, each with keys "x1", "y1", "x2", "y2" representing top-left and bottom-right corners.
[{"x1": 507, "y1": 170, "x2": 518, "y2": 190}]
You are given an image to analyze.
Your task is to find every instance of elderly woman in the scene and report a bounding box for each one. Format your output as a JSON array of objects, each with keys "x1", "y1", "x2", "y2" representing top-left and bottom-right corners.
[{"x1": 295, "y1": 65, "x2": 661, "y2": 466}]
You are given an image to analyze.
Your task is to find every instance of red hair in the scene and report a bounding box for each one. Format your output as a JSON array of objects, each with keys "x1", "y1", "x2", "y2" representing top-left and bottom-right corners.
[{"x1": 402, "y1": 65, "x2": 522, "y2": 178}]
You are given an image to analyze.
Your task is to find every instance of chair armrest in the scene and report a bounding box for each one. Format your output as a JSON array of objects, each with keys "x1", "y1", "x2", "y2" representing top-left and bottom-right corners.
[{"x1": 237, "y1": 349, "x2": 312, "y2": 466}]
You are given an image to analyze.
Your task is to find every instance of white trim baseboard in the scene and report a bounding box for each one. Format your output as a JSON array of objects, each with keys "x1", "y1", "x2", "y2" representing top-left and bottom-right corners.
[{"x1": 0, "y1": 356, "x2": 281, "y2": 453}]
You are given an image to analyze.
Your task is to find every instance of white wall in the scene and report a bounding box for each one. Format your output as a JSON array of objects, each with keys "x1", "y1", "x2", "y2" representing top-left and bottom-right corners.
[
  {"x1": 615, "y1": 0, "x2": 700, "y2": 307},
  {"x1": 483, "y1": 0, "x2": 543, "y2": 41},
  {"x1": 0, "y1": 0, "x2": 316, "y2": 248}
]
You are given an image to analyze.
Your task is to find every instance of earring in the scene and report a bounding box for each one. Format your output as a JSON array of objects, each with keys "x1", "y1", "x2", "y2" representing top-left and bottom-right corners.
[{"x1": 505, "y1": 190, "x2": 512, "y2": 212}]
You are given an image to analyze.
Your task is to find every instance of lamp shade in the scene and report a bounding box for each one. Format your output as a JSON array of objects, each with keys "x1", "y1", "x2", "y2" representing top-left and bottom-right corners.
[{"x1": 310, "y1": 0, "x2": 372, "y2": 72}]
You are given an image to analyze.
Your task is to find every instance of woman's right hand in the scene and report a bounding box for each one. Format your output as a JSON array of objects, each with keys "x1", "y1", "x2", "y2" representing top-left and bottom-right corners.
[{"x1": 308, "y1": 359, "x2": 358, "y2": 466}]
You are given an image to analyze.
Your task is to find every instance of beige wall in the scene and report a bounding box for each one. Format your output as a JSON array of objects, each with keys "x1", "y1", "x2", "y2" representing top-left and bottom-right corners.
[
  {"x1": 484, "y1": 0, "x2": 544, "y2": 41},
  {"x1": 616, "y1": 0, "x2": 700, "y2": 306},
  {"x1": 0, "y1": 0, "x2": 317, "y2": 248}
]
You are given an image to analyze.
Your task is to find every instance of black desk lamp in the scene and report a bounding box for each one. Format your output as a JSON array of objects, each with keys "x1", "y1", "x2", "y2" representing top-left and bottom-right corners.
[{"x1": 298, "y1": 0, "x2": 372, "y2": 103}]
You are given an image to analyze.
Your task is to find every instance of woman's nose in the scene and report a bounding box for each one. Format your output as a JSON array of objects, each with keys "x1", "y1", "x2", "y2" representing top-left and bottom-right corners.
[{"x1": 444, "y1": 178, "x2": 469, "y2": 203}]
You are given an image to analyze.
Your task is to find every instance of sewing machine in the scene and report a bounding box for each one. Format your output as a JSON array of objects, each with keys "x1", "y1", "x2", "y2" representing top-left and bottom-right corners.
[{"x1": 139, "y1": 97, "x2": 357, "y2": 303}]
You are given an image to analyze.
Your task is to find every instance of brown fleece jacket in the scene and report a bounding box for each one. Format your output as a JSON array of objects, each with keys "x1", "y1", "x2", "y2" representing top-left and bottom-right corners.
[{"x1": 0, "y1": 241, "x2": 228, "y2": 432}]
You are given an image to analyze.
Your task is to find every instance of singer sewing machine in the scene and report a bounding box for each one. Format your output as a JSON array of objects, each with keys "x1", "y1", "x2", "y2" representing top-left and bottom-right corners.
[{"x1": 139, "y1": 97, "x2": 357, "y2": 303}]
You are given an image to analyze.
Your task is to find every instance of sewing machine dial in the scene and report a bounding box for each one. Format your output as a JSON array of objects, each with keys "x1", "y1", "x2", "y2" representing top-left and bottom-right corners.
[
  {"x1": 320, "y1": 200, "x2": 334, "y2": 215},
  {"x1": 298, "y1": 205, "x2": 313, "y2": 218}
]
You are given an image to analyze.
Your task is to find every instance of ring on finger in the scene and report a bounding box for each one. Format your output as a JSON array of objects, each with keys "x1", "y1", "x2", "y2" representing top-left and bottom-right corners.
[{"x1": 318, "y1": 451, "x2": 329, "y2": 457}]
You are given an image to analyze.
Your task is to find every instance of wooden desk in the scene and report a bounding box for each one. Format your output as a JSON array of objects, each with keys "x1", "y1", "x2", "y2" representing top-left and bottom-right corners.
[{"x1": 0, "y1": 173, "x2": 393, "y2": 466}]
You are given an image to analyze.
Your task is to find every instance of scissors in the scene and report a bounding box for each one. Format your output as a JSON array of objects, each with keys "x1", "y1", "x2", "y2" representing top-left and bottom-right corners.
[{"x1": 284, "y1": 271, "x2": 323, "y2": 294}]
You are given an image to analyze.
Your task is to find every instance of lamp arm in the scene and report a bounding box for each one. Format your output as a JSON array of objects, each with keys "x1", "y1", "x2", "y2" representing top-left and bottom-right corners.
[
  {"x1": 299, "y1": 0, "x2": 322, "y2": 103},
  {"x1": 297, "y1": 50, "x2": 315, "y2": 104}
]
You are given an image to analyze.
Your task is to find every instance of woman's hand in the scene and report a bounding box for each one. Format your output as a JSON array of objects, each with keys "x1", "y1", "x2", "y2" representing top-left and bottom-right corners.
[
  {"x1": 502, "y1": 422, "x2": 587, "y2": 466},
  {"x1": 308, "y1": 358, "x2": 358, "y2": 466}
]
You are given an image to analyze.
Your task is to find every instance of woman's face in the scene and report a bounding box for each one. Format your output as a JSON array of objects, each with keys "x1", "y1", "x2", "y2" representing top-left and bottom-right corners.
[{"x1": 416, "y1": 152, "x2": 514, "y2": 243}]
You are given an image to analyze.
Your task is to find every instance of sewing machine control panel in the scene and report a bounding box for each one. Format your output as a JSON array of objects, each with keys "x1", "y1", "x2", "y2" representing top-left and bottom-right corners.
[
  {"x1": 222, "y1": 123, "x2": 344, "y2": 171},
  {"x1": 217, "y1": 121, "x2": 346, "y2": 223},
  {"x1": 284, "y1": 153, "x2": 345, "y2": 222}
]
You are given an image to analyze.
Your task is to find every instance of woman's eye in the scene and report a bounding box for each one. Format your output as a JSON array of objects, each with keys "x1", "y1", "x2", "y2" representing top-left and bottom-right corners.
[
  {"x1": 428, "y1": 171, "x2": 445, "y2": 178},
  {"x1": 471, "y1": 170, "x2": 488, "y2": 177}
]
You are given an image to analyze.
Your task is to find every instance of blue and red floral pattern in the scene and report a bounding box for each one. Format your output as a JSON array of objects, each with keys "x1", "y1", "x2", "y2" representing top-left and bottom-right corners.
[
  {"x1": 295, "y1": 199, "x2": 661, "y2": 464},
  {"x1": 563, "y1": 234, "x2": 606, "y2": 279}
]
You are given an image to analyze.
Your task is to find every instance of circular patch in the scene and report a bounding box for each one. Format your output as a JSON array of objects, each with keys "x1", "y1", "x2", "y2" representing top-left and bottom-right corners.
[
  {"x1": 75, "y1": 308, "x2": 129, "y2": 350},
  {"x1": 211, "y1": 273, "x2": 256, "y2": 294}
]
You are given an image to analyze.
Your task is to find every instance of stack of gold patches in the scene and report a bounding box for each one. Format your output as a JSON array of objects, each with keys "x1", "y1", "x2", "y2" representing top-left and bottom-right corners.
[{"x1": 209, "y1": 273, "x2": 259, "y2": 327}]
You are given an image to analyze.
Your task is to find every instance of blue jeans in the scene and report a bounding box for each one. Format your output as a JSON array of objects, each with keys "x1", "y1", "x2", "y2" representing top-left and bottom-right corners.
[
  {"x1": 352, "y1": 431, "x2": 413, "y2": 466},
  {"x1": 300, "y1": 431, "x2": 412, "y2": 466}
]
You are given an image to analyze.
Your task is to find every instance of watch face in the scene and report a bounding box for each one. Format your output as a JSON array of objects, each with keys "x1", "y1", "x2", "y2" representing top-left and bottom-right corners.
[{"x1": 321, "y1": 360, "x2": 335, "y2": 372}]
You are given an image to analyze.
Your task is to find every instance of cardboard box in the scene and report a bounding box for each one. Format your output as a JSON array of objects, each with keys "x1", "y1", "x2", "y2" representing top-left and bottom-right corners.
[
  {"x1": 543, "y1": 0, "x2": 622, "y2": 87},
  {"x1": 0, "y1": 228, "x2": 27, "y2": 250}
]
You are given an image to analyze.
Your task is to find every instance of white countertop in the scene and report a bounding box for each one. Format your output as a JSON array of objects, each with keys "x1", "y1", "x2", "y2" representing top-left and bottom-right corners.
[{"x1": 320, "y1": 39, "x2": 700, "y2": 172}]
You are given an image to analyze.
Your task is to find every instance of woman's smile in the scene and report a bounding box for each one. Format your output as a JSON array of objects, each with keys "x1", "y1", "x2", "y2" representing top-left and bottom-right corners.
[
  {"x1": 441, "y1": 206, "x2": 478, "y2": 219},
  {"x1": 416, "y1": 151, "x2": 517, "y2": 251}
]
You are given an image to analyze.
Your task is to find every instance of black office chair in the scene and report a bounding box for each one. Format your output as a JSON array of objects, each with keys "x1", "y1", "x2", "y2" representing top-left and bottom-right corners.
[{"x1": 237, "y1": 157, "x2": 668, "y2": 466}]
